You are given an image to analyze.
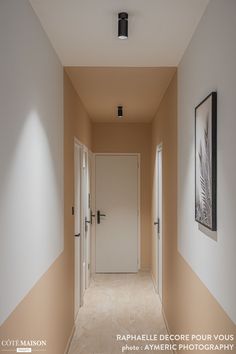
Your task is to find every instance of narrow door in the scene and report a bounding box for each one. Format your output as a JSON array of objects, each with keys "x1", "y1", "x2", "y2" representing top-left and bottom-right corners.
[
  {"x1": 95, "y1": 155, "x2": 139, "y2": 273},
  {"x1": 74, "y1": 143, "x2": 82, "y2": 317},
  {"x1": 83, "y1": 150, "x2": 91, "y2": 289},
  {"x1": 82, "y1": 149, "x2": 91, "y2": 293},
  {"x1": 155, "y1": 146, "x2": 163, "y2": 301}
]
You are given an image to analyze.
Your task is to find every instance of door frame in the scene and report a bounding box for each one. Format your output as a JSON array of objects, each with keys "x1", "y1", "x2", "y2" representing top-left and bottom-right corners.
[
  {"x1": 74, "y1": 139, "x2": 83, "y2": 318},
  {"x1": 155, "y1": 144, "x2": 163, "y2": 302},
  {"x1": 82, "y1": 147, "x2": 90, "y2": 291},
  {"x1": 91, "y1": 153, "x2": 141, "y2": 273},
  {"x1": 74, "y1": 138, "x2": 92, "y2": 317}
]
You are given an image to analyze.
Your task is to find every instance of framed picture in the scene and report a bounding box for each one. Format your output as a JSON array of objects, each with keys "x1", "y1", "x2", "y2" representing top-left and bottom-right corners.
[{"x1": 195, "y1": 92, "x2": 217, "y2": 231}]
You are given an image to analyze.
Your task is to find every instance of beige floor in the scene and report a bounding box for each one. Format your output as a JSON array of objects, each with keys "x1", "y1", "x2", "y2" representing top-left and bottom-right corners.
[{"x1": 68, "y1": 272, "x2": 172, "y2": 354}]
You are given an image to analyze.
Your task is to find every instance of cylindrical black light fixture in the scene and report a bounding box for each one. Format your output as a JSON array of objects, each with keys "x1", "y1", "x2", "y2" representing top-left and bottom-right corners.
[
  {"x1": 118, "y1": 12, "x2": 128, "y2": 39},
  {"x1": 117, "y1": 106, "x2": 123, "y2": 118}
]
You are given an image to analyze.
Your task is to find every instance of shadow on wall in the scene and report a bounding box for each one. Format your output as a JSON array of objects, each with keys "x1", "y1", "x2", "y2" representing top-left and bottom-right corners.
[{"x1": 198, "y1": 224, "x2": 217, "y2": 241}]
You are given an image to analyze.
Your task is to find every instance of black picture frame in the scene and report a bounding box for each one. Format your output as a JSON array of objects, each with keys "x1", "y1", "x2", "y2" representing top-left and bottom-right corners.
[{"x1": 195, "y1": 92, "x2": 217, "y2": 231}]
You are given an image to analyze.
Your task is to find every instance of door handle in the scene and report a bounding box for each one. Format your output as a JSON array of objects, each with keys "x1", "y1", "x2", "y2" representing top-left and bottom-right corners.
[
  {"x1": 85, "y1": 217, "x2": 91, "y2": 232},
  {"x1": 154, "y1": 219, "x2": 160, "y2": 234},
  {"x1": 74, "y1": 233, "x2": 80, "y2": 238},
  {"x1": 85, "y1": 217, "x2": 91, "y2": 224},
  {"x1": 97, "y1": 210, "x2": 106, "y2": 224},
  {"x1": 85, "y1": 212, "x2": 96, "y2": 225},
  {"x1": 90, "y1": 210, "x2": 95, "y2": 225}
]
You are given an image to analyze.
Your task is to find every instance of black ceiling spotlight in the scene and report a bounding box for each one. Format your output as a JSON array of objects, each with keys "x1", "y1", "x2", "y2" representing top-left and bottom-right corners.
[
  {"x1": 118, "y1": 12, "x2": 128, "y2": 39},
  {"x1": 117, "y1": 106, "x2": 123, "y2": 118}
]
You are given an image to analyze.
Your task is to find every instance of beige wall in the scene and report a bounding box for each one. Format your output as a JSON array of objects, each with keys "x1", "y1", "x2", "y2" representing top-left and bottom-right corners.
[
  {"x1": 0, "y1": 72, "x2": 92, "y2": 354},
  {"x1": 151, "y1": 72, "x2": 177, "y2": 298},
  {"x1": 151, "y1": 72, "x2": 236, "y2": 352},
  {"x1": 92, "y1": 123, "x2": 152, "y2": 270}
]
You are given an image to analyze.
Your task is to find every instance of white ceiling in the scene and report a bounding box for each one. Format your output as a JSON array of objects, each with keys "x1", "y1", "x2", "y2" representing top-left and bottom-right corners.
[{"x1": 30, "y1": 0, "x2": 209, "y2": 67}]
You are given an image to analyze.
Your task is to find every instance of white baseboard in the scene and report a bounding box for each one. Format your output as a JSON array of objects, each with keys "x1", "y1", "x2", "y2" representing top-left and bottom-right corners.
[
  {"x1": 140, "y1": 266, "x2": 150, "y2": 272},
  {"x1": 151, "y1": 271, "x2": 158, "y2": 292},
  {"x1": 162, "y1": 309, "x2": 177, "y2": 354},
  {"x1": 162, "y1": 307, "x2": 171, "y2": 335},
  {"x1": 150, "y1": 272, "x2": 177, "y2": 354},
  {"x1": 64, "y1": 324, "x2": 75, "y2": 354}
]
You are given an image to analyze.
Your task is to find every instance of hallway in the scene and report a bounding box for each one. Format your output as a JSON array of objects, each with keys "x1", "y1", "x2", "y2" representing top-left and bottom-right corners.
[
  {"x1": 1, "y1": 1, "x2": 236, "y2": 353},
  {"x1": 68, "y1": 273, "x2": 171, "y2": 354}
]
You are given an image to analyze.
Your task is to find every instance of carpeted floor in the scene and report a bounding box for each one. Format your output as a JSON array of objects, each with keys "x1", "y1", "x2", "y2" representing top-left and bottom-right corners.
[{"x1": 68, "y1": 272, "x2": 172, "y2": 354}]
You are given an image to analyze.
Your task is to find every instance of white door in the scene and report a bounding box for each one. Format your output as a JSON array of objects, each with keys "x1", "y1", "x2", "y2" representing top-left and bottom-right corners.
[
  {"x1": 155, "y1": 146, "x2": 163, "y2": 302},
  {"x1": 74, "y1": 143, "x2": 82, "y2": 317},
  {"x1": 81, "y1": 149, "x2": 91, "y2": 293},
  {"x1": 74, "y1": 143, "x2": 92, "y2": 314},
  {"x1": 83, "y1": 150, "x2": 91, "y2": 289},
  {"x1": 95, "y1": 155, "x2": 139, "y2": 273}
]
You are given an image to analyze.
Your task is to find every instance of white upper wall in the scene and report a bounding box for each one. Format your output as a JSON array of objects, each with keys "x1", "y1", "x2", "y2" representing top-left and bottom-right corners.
[
  {"x1": 0, "y1": 0, "x2": 63, "y2": 325},
  {"x1": 178, "y1": 0, "x2": 236, "y2": 323}
]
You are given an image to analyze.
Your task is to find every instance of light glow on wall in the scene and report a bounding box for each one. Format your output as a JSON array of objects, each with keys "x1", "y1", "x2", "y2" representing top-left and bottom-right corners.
[{"x1": 0, "y1": 110, "x2": 63, "y2": 325}]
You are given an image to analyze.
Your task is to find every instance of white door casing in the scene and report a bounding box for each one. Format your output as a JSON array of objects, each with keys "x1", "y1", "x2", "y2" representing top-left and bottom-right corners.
[
  {"x1": 90, "y1": 153, "x2": 96, "y2": 275},
  {"x1": 74, "y1": 142, "x2": 82, "y2": 317},
  {"x1": 81, "y1": 148, "x2": 91, "y2": 293},
  {"x1": 83, "y1": 149, "x2": 91, "y2": 289},
  {"x1": 95, "y1": 154, "x2": 140, "y2": 273},
  {"x1": 155, "y1": 145, "x2": 163, "y2": 302},
  {"x1": 88, "y1": 151, "x2": 95, "y2": 275}
]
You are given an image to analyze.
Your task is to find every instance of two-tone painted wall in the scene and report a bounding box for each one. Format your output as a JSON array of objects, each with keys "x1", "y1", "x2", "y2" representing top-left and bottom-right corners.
[
  {"x1": 151, "y1": 0, "x2": 236, "y2": 349},
  {"x1": 178, "y1": 0, "x2": 236, "y2": 325},
  {"x1": 0, "y1": 1, "x2": 92, "y2": 352}
]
